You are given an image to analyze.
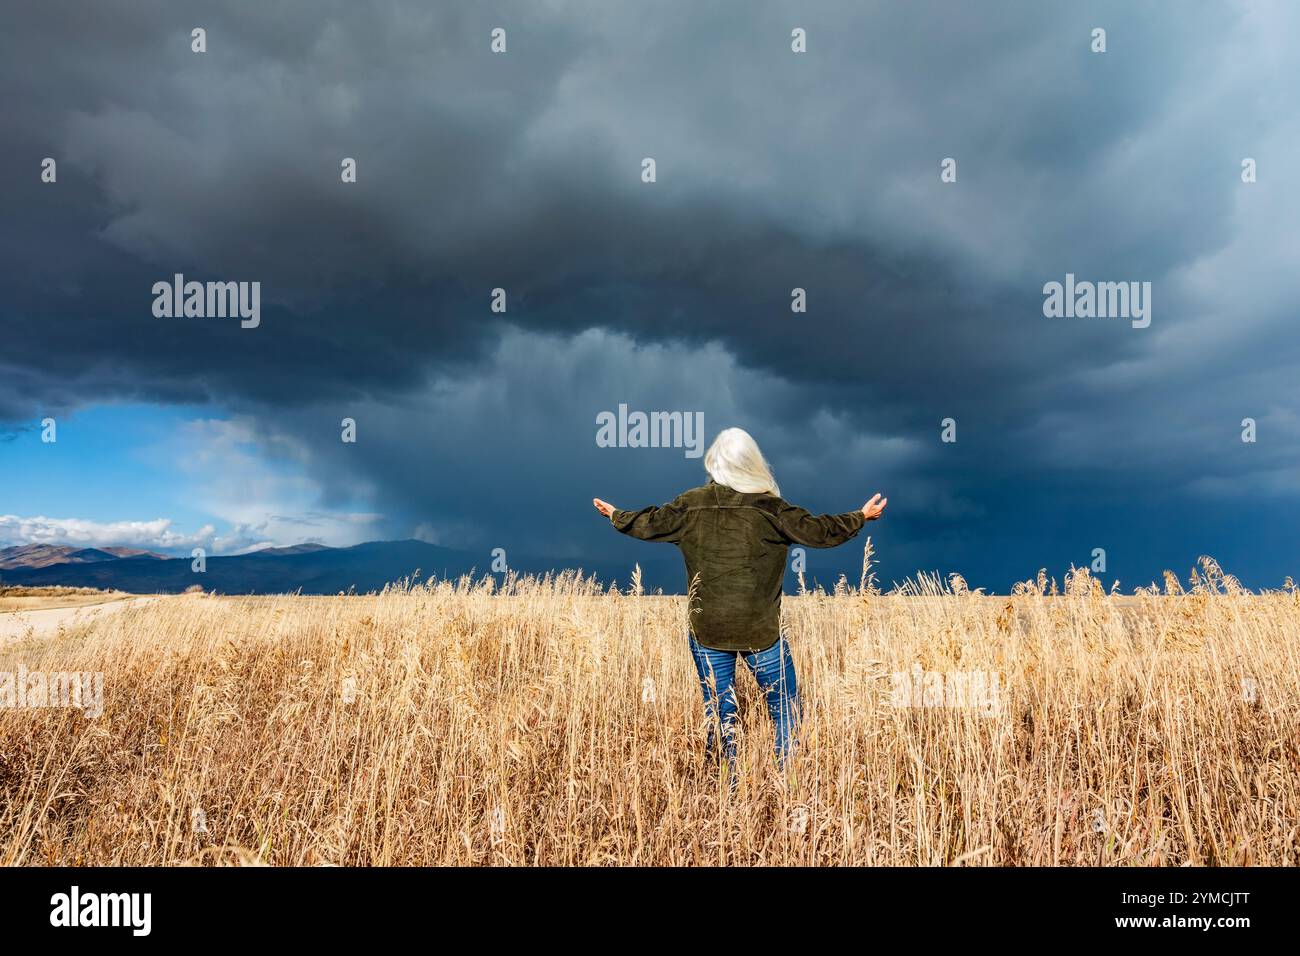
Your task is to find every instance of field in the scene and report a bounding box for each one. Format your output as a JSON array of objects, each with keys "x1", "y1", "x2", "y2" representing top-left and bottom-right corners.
[
  {"x1": 0, "y1": 557, "x2": 1297, "y2": 866},
  {"x1": 0, "y1": 586, "x2": 131, "y2": 613}
]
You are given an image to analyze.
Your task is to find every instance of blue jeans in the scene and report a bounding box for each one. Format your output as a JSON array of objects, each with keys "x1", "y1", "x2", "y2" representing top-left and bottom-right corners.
[{"x1": 688, "y1": 633, "x2": 800, "y2": 769}]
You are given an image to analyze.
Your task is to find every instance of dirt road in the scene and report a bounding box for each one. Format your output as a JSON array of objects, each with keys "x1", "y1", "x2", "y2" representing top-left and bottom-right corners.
[{"x1": 0, "y1": 597, "x2": 158, "y2": 644}]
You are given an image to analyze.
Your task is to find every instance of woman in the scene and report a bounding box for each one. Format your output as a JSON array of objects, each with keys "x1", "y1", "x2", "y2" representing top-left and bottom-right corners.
[{"x1": 593, "y1": 427, "x2": 886, "y2": 770}]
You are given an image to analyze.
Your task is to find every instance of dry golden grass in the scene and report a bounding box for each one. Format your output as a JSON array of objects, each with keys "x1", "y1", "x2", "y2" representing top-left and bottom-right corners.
[
  {"x1": 0, "y1": 557, "x2": 1296, "y2": 866},
  {"x1": 0, "y1": 586, "x2": 129, "y2": 613}
]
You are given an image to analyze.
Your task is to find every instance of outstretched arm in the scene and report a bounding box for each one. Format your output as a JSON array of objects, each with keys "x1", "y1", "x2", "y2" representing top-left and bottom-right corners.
[
  {"x1": 776, "y1": 493, "x2": 887, "y2": 548},
  {"x1": 593, "y1": 495, "x2": 688, "y2": 543}
]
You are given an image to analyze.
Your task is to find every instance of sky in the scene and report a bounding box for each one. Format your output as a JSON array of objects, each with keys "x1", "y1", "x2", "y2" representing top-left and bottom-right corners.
[{"x1": 1, "y1": 0, "x2": 1298, "y2": 591}]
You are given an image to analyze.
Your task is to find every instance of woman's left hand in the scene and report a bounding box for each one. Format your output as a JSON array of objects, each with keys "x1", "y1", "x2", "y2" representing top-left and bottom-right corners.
[{"x1": 592, "y1": 498, "x2": 616, "y2": 518}]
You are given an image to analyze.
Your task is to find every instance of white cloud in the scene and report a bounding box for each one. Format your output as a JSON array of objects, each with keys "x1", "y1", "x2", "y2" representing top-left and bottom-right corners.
[
  {"x1": 0, "y1": 414, "x2": 389, "y2": 554},
  {"x1": 0, "y1": 510, "x2": 387, "y2": 556},
  {"x1": 0, "y1": 515, "x2": 215, "y2": 552},
  {"x1": 151, "y1": 417, "x2": 387, "y2": 551}
]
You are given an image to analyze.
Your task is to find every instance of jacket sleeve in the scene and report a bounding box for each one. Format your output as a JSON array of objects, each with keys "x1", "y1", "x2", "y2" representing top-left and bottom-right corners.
[
  {"x1": 773, "y1": 500, "x2": 866, "y2": 548},
  {"x1": 610, "y1": 495, "x2": 690, "y2": 543}
]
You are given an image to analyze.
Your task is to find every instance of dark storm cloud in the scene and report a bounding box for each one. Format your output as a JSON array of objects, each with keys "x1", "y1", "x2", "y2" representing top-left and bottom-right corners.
[{"x1": 2, "y1": 0, "x2": 1298, "y2": 587}]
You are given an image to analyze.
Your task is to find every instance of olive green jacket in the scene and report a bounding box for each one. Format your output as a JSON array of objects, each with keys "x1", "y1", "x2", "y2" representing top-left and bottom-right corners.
[{"x1": 611, "y1": 480, "x2": 866, "y2": 652}]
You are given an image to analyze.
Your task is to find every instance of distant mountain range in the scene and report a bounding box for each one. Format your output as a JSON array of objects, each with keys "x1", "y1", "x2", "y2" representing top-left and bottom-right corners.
[
  {"x1": 0, "y1": 544, "x2": 168, "y2": 570},
  {"x1": 0, "y1": 540, "x2": 684, "y2": 595}
]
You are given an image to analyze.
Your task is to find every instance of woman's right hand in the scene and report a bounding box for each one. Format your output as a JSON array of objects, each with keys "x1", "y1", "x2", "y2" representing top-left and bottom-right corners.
[{"x1": 862, "y1": 493, "x2": 887, "y2": 521}]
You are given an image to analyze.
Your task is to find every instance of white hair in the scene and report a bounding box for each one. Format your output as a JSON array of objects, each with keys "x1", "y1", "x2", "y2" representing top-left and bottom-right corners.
[{"x1": 703, "y1": 428, "x2": 780, "y2": 497}]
